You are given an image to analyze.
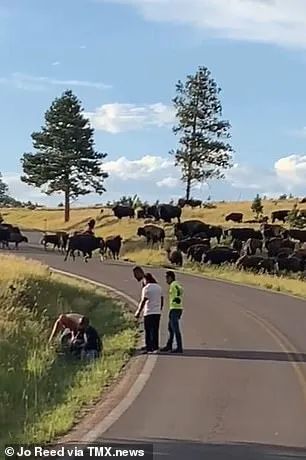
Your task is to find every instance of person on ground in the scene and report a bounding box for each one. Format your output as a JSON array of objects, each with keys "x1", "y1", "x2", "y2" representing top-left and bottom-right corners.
[
  {"x1": 134, "y1": 273, "x2": 163, "y2": 354},
  {"x1": 161, "y1": 271, "x2": 184, "y2": 354},
  {"x1": 71, "y1": 316, "x2": 102, "y2": 361},
  {"x1": 48, "y1": 313, "x2": 84, "y2": 344}
]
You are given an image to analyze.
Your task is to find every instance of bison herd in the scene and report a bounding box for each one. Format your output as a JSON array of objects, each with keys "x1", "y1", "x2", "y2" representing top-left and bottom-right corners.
[
  {"x1": 136, "y1": 219, "x2": 306, "y2": 277},
  {"x1": 42, "y1": 232, "x2": 123, "y2": 263}
]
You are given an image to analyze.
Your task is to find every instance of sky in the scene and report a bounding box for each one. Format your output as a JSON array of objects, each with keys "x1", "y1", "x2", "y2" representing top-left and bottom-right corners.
[{"x1": 2, "y1": 0, "x2": 306, "y2": 205}]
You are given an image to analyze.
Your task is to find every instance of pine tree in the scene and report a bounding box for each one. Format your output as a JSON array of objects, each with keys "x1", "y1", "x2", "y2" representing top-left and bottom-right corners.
[
  {"x1": 251, "y1": 194, "x2": 263, "y2": 219},
  {"x1": 21, "y1": 90, "x2": 108, "y2": 222},
  {"x1": 170, "y1": 66, "x2": 233, "y2": 200}
]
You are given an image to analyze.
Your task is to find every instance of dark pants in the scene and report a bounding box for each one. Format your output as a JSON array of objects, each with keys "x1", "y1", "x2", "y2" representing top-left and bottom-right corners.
[
  {"x1": 167, "y1": 309, "x2": 183, "y2": 351},
  {"x1": 144, "y1": 314, "x2": 160, "y2": 352}
]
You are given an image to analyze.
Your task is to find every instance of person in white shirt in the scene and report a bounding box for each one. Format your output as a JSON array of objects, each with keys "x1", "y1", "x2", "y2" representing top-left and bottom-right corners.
[{"x1": 135, "y1": 273, "x2": 163, "y2": 353}]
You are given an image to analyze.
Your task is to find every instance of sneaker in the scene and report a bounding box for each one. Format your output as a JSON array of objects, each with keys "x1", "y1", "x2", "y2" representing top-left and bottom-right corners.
[{"x1": 160, "y1": 346, "x2": 172, "y2": 352}]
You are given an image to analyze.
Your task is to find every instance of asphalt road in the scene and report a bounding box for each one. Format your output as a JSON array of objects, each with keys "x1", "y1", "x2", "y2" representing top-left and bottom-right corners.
[{"x1": 10, "y1": 233, "x2": 306, "y2": 459}]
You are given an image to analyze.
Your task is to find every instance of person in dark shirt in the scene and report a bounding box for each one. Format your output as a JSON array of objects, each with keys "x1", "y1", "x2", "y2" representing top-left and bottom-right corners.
[{"x1": 72, "y1": 316, "x2": 102, "y2": 361}]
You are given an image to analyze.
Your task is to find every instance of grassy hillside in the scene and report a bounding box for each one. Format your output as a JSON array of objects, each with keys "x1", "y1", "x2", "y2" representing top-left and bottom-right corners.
[
  {"x1": 0, "y1": 255, "x2": 137, "y2": 451},
  {"x1": 2, "y1": 199, "x2": 306, "y2": 299}
]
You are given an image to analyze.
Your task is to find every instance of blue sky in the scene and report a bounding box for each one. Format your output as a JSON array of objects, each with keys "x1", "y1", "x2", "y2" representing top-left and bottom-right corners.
[{"x1": 1, "y1": 0, "x2": 306, "y2": 205}]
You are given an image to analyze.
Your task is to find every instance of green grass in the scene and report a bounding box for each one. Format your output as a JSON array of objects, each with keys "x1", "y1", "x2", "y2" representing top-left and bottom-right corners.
[{"x1": 0, "y1": 255, "x2": 138, "y2": 451}]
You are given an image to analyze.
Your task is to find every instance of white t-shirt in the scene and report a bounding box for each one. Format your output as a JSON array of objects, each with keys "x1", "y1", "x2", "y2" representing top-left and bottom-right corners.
[{"x1": 141, "y1": 283, "x2": 162, "y2": 316}]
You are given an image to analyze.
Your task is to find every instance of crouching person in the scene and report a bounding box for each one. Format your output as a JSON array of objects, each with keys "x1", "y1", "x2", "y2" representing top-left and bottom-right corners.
[{"x1": 72, "y1": 316, "x2": 103, "y2": 361}]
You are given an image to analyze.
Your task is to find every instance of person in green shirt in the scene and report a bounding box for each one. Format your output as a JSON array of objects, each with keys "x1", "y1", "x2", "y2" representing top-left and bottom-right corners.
[{"x1": 161, "y1": 271, "x2": 184, "y2": 354}]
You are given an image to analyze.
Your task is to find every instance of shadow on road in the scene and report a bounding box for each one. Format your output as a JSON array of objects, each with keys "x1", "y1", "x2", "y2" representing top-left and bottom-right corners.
[
  {"x1": 100, "y1": 437, "x2": 306, "y2": 459},
  {"x1": 157, "y1": 348, "x2": 306, "y2": 363}
]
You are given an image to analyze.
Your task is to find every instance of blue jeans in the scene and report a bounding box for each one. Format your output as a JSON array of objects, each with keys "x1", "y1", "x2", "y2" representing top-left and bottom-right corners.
[{"x1": 167, "y1": 309, "x2": 183, "y2": 351}]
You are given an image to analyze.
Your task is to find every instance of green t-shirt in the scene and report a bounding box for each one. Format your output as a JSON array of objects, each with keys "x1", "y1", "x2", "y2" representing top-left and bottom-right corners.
[{"x1": 169, "y1": 281, "x2": 183, "y2": 310}]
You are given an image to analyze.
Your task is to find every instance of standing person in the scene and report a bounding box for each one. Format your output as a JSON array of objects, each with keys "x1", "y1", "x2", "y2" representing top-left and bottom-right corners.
[
  {"x1": 133, "y1": 266, "x2": 145, "y2": 286},
  {"x1": 161, "y1": 271, "x2": 184, "y2": 354},
  {"x1": 134, "y1": 273, "x2": 163, "y2": 353}
]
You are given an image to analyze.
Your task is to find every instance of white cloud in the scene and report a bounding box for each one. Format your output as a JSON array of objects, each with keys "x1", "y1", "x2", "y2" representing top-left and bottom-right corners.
[
  {"x1": 52, "y1": 61, "x2": 60, "y2": 66},
  {"x1": 227, "y1": 154, "x2": 306, "y2": 195},
  {"x1": 104, "y1": 154, "x2": 173, "y2": 179},
  {"x1": 85, "y1": 102, "x2": 175, "y2": 133},
  {"x1": 157, "y1": 176, "x2": 180, "y2": 188},
  {"x1": 0, "y1": 73, "x2": 111, "y2": 91},
  {"x1": 102, "y1": 0, "x2": 306, "y2": 48},
  {"x1": 3, "y1": 173, "x2": 45, "y2": 202},
  {"x1": 275, "y1": 154, "x2": 306, "y2": 185},
  {"x1": 4, "y1": 153, "x2": 306, "y2": 205}
]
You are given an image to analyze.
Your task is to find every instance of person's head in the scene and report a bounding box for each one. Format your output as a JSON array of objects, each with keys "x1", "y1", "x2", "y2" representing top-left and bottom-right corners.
[
  {"x1": 143, "y1": 273, "x2": 157, "y2": 285},
  {"x1": 77, "y1": 316, "x2": 90, "y2": 331},
  {"x1": 133, "y1": 266, "x2": 144, "y2": 282},
  {"x1": 166, "y1": 270, "x2": 175, "y2": 285}
]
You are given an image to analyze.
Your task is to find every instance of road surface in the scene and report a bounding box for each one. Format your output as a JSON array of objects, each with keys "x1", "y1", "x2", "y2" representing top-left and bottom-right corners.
[{"x1": 11, "y1": 234, "x2": 306, "y2": 459}]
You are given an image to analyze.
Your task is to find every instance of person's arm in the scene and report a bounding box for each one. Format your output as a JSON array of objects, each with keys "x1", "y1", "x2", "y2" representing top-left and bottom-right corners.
[
  {"x1": 48, "y1": 316, "x2": 63, "y2": 343},
  {"x1": 135, "y1": 287, "x2": 147, "y2": 318}
]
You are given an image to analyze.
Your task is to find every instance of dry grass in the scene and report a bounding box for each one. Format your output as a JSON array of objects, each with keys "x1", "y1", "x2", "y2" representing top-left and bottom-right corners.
[
  {"x1": 1, "y1": 198, "x2": 305, "y2": 233},
  {"x1": 2, "y1": 198, "x2": 306, "y2": 299},
  {"x1": 0, "y1": 255, "x2": 137, "y2": 452}
]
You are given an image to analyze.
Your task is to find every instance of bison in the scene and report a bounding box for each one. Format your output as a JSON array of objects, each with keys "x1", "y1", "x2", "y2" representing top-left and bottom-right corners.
[
  {"x1": 242, "y1": 238, "x2": 263, "y2": 256},
  {"x1": 137, "y1": 225, "x2": 165, "y2": 247},
  {"x1": 104, "y1": 235, "x2": 122, "y2": 260},
  {"x1": 236, "y1": 255, "x2": 276, "y2": 274},
  {"x1": 166, "y1": 248, "x2": 183, "y2": 267},
  {"x1": 225, "y1": 228, "x2": 262, "y2": 242},
  {"x1": 0, "y1": 224, "x2": 28, "y2": 249},
  {"x1": 225, "y1": 212, "x2": 243, "y2": 223},
  {"x1": 202, "y1": 247, "x2": 240, "y2": 265},
  {"x1": 158, "y1": 204, "x2": 181, "y2": 223},
  {"x1": 112, "y1": 205, "x2": 135, "y2": 219},
  {"x1": 276, "y1": 255, "x2": 304, "y2": 273},
  {"x1": 41, "y1": 232, "x2": 68, "y2": 252},
  {"x1": 287, "y1": 229, "x2": 306, "y2": 243},
  {"x1": 260, "y1": 223, "x2": 284, "y2": 239},
  {"x1": 271, "y1": 210, "x2": 290, "y2": 223},
  {"x1": 265, "y1": 237, "x2": 295, "y2": 257},
  {"x1": 174, "y1": 220, "x2": 209, "y2": 240},
  {"x1": 177, "y1": 237, "x2": 210, "y2": 254},
  {"x1": 178, "y1": 198, "x2": 202, "y2": 208},
  {"x1": 65, "y1": 235, "x2": 105, "y2": 262},
  {"x1": 187, "y1": 244, "x2": 210, "y2": 263}
]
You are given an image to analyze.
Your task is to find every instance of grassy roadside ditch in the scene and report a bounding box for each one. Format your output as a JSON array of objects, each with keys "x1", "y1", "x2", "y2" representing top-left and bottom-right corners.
[{"x1": 0, "y1": 255, "x2": 138, "y2": 450}]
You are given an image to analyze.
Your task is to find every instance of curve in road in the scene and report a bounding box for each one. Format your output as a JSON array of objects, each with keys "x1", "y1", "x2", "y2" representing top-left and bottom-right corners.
[{"x1": 9, "y1": 234, "x2": 306, "y2": 459}]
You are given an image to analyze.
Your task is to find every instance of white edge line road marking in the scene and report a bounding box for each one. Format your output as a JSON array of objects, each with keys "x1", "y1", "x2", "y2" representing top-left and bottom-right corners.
[{"x1": 51, "y1": 268, "x2": 158, "y2": 441}]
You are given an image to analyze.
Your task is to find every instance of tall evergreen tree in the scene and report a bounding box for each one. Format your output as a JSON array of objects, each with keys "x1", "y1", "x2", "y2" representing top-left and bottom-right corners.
[
  {"x1": 171, "y1": 66, "x2": 233, "y2": 200},
  {"x1": 21, "y1": 90, "x2": 108, "y2": 221}
]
